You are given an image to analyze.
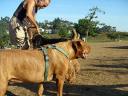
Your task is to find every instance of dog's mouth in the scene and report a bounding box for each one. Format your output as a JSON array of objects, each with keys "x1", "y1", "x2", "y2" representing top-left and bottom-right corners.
[{"x1": 81, "y1": 53, "x2": 88, "y2": 59}]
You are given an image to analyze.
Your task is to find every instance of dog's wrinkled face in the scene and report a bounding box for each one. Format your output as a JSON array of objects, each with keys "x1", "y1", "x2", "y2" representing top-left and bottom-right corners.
[{"x1": 72, "y1": 40, "x2": 91, "y2": 59}]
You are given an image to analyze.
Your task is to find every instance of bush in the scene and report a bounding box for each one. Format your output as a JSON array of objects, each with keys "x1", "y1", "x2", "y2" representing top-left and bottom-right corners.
[{"x1": 107, "y1": 32, "x2": 119, "y2": 40}]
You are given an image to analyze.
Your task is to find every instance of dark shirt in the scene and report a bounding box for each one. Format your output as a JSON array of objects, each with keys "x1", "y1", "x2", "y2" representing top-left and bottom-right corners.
[{"x1": 13, "y1": 1, "x2": 38, "y2": 27}]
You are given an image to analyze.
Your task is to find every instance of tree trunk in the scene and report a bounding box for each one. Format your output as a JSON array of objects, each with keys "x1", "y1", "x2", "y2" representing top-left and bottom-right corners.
[{"x1": 86, "y1": 29, "x2": 89, "y2": 42}]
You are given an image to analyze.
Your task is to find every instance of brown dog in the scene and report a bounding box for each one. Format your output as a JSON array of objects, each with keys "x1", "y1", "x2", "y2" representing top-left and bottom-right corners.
[
  {"x1": 0, "y1": 38, "x2": 90, "y2": 96},
  {"x1": 31, "y1": 29, "x2": 81, "y2": 80}
]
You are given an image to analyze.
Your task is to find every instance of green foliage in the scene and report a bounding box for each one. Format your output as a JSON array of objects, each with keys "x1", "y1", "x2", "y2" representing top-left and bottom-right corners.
[
  {"x1": 0, "y1": 32, "x2": 10, "y2": 47},
  {"x1": 51, "y1": 18, "x2": 68, "y2": 37},
  {"x1": 99, "y1": 25, "x2": 116, "y2": 33},
  {"x1": 107, "y1": 32, "x2": 128, "y2": 41},
  {"x1": 58, "y1": 26, "x2": 69, "y2": 37},
  {"x1": 87, "y1": 33, "x2": 112, "y2": 42},
  {"x1": 88, "y1": 32, "x2": 128, "y2": 42},
  {"x1": 86, "y1": 6, "x2": 105, "y2": 20},
  {"x1": 40, "y1": 18, "x2": 74, "y2": 38},
  {"x1": 75, "y1": 19, "x2": 89, "y2": 35},
  {"x1": 75, "y1": 17, "x2": 99, "y2": 38},
  {"x1": 0, "y1": 18, "x2": 9, "y2": 33},
  {"x1": 0, "y1": 10, "x2": 128, "y2": 47},
  {"x1": 52, "y1": 18, "x2": 62, "y2": 30},
  {"x1": 118, "y1": 32, "x2": 128, "y2": 38},
  {"x1": 74, "y1": 7, "x2": 105, "y2": 41},
  {"x1": 107, "y1": 32, "x2": 119, "y2": 40},
  {"x1": 0, "y1": 17, "x2": 10, "y2": 47}
]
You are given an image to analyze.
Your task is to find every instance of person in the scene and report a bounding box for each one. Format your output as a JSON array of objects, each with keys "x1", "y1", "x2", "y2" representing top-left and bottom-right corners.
[{"x1": 9, "y1": 0, "x2": 51, "y2": 49}]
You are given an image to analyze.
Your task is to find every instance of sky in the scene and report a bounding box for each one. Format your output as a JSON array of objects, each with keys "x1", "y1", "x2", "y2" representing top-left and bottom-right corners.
[{"x1": 0, "y1": 0, "x2": 128, "y2": 32}]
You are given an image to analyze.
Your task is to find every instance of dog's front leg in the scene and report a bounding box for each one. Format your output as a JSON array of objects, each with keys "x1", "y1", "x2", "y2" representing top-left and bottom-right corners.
[
  {"x1": 0, "y1": 78, "x2": 8, "y2": 96},
  {"x1": 57, "y1": 78, "x2": 64, "y2": 96},
  {"x1": 38, "y1": 83, "x2": 44, "y2": 96}
]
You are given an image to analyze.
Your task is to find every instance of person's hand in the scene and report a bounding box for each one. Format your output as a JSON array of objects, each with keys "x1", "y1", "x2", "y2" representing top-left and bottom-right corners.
[
  {"x1": 30, "y1": 25, "x2": 40, "y2": 34},
  {"x1": 36, "y1": 26, "x2": 40, "y2": 33}
]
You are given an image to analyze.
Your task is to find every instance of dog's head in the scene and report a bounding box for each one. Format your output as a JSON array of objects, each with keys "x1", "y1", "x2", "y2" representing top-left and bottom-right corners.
[{"x1": 72, "y1": 40, "x2": 91, "y2": 59}]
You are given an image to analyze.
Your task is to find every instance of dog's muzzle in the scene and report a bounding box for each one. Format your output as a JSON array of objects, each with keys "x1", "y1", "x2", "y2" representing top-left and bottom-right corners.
[{"x1": 81, "y1": 53, "x2": 88, "y2": 59}]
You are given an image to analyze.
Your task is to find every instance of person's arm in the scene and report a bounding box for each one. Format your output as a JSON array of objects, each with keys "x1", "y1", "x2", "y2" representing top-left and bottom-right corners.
[{"x1": 25, "y1": 0, "x2": 39, "y2": 33}]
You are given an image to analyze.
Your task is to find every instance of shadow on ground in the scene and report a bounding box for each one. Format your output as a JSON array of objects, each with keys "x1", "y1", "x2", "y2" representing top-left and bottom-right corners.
[
  {"x1": 105, "y1": 46, "x2": 128, "y2": 49},
  {"x1": 6, "y1": 91, "x2": 17, "y2": 96},
  {"x1": 81, "y1": 57, "x2": 128, "y2": 75},
  {"x1": 7, "y1": 82, "x2": 128, "y2": 96}
]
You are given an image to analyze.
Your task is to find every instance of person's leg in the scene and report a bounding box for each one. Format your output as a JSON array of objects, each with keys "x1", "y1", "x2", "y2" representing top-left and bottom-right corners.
[
  {"x1": 9, "y1": 16, "x2": 29, "y2": 49},
  {"x1": 9, "y1": 17, "x2": 17, "y2": 47},
  {"x1": 15, "y1": 24, "x2": 30, "y2": 49}
]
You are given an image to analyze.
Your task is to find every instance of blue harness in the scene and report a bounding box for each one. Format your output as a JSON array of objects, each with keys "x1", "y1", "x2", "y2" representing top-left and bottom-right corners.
[{"x1": 40, "y1": 45, "x2": 69, "y2": 81}]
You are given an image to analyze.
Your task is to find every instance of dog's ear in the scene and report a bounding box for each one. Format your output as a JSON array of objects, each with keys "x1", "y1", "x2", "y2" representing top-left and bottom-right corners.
[
  {"x1": 72, "y1": 41, "x2": 82, "y2": 55},
  {"x1": 72, "y1": 41, "x2": 82, "y2": 50},
  {"x1": 71, "y1": 29, "x2": 80, "y2": 40}
]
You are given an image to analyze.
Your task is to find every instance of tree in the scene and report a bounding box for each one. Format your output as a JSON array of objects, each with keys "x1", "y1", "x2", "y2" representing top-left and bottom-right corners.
[
  {"x1": 107, "y1": 32, "x2": 119, "y2": 40},
  {"x1": 58, "y1": 26, "x2": 69, "y2": 37},
  {"x1": 0, "y1": 17, "x2": 10, "y2": 47},
  {"x1": 75, "y1": 7, "x2": 105, "y2": 41},
  {"x1": 37, "y1": 17, "x2": 74, "y2": 37},
  {"x1": 51, "y1": 18, "x2": 73, "y2": 37},
  {"x1": 0, "y1": 32, "x2": 9, "y2": 48},
  {"x1": 99, "y1": 25, "x2": 116, "y2": 32},
  {"x1": 52, "y1": 18, "x2": 62, "y2": 33}
]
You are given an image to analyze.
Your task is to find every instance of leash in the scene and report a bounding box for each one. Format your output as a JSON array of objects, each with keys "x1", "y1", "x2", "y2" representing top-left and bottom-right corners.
[{"x1": 40, "y1": 45, "x2": 69, "y2": 81}]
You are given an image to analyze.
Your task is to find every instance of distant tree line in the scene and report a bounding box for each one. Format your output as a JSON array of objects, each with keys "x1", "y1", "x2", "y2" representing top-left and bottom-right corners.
[
  {"x1": 0, "y1": 7, "x2": 128, "y2": 48},
  {"x1": 38, "y1": 18, "x2": 74, "y2": 37}
]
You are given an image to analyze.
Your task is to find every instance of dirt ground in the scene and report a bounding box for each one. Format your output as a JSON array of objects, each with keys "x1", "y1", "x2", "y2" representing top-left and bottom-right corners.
[{"x1": 7, "y1": 41, "x2": 128, "y2": 96}]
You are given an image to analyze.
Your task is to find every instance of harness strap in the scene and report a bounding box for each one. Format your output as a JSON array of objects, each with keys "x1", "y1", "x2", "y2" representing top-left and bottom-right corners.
[
  {"x1": 40, "y1": 45, "x2": 69, "y2": 81},
  {"x1": 41, "y1": 47, "x2": 49, "y2": 81},
  {"x1": 47, "y1": 45, "x2": 69, "y2": 58}
]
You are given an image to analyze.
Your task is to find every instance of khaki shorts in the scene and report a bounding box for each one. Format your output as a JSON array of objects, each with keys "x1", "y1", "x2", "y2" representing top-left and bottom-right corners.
[{"x1": 9, "y1": 16, "x2": 29, "y2": 49}]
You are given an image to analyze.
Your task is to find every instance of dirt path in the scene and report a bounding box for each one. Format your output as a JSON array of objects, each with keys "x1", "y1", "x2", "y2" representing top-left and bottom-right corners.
[{"x1": 7, "y1": 41, "x2": 128, "y2": 96}]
